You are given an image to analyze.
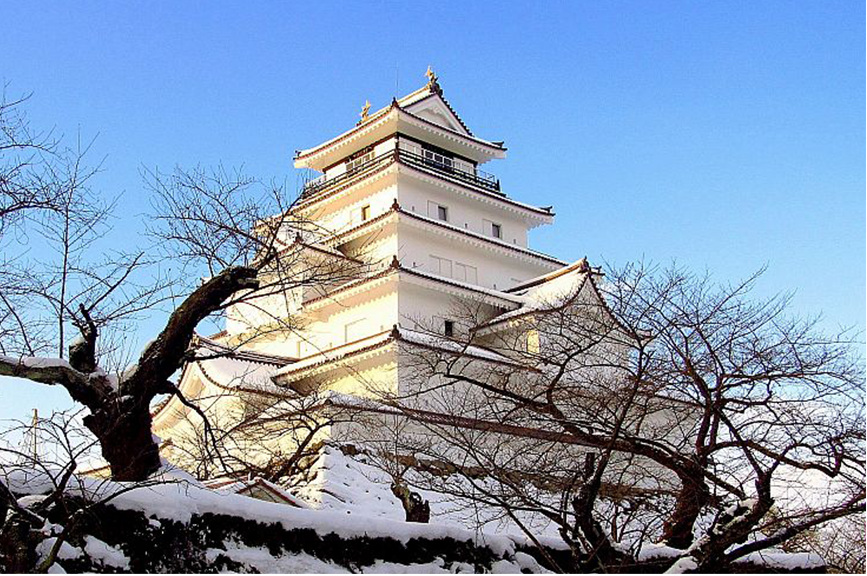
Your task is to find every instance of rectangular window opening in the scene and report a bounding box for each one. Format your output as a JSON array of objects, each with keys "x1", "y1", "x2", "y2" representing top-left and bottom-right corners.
[
  {"x1": 430, "y1": 255, "x2": 453, "y2": 278},
  {"x1": 428, "y1": 201, "x2": 449, "y2": 222},
  {"x1": 444, "y1": 320, "x2": 455, "y2": 338},
  {"x1": 454, "y1": 262, "x2": 478, "y2": 284},
  {"x1": 484, "y1": 219, "x2": 503, "y2": 239},
  {"x1": 346, "y1": 150, "x2": 374, "y2": 172},
  {"x1": 344, "y1": 319, "x2": 366, "y2": 343}
]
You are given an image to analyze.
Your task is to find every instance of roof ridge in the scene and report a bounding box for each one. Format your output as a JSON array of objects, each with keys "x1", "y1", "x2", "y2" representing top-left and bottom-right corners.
[{"x1": 194, "y1": 335, "x2": 296, "y2": 366}]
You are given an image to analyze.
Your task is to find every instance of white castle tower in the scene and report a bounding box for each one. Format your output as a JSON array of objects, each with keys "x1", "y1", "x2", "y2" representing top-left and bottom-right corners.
[{"x1": 152, "y1": 70, "x2": 600, "y2": 467}]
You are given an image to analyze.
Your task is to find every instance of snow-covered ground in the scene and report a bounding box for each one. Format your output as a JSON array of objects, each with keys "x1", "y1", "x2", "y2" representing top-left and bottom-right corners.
[
  {"x1": 5, "y1": 454, "x2": 557, "y2": 573},
  {"x1": 3, "y1": 445, "x2": 836, "y2": 573},
  {"x1": 289, "y1": 445, "x2": 567, "y2": 547}
]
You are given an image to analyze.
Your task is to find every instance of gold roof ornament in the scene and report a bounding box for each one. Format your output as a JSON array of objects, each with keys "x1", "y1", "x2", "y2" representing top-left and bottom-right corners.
[
  {"x1": 425, "y1": 65, "x2": 442, "y2": 94},
  {"x1": 360, "y1": 99, "x2": 371, "y2": 122}
]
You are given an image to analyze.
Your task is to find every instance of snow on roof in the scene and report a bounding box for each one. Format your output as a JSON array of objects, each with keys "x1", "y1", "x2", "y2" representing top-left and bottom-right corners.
[
  {"x1": 276, "y1": 236, "x2": 364, "y2": 264},
  {"x1": 203, "y1": 476, "x2": 310, "y2": 508},
  {"x1": 472, "y1": 259, "x2": 603, "y2": 333},
  {"x1": 505, "y1": 258, "x2": 592, "y2": 295},
  {"x1": 272, "y1": 323, "x2": 529, "y2": 383},
  {"x1": 195, "y1": 336, "x2": 295, "y2": 366},
  {"x1": 401, "y1": 266, "x2": 527, "y2": 307},
  {"x1": 183, "y1": 337, "x2": 294, "y2": 395},
  {"x1": 194, "y1": 355, "x2": 284, "y2": 395},
  {"x1": 273, "y1": 329, "x2": 395, "y2": 380},
  {"x1": 397, "y1": 327, "x2": 516, "y2": 365}
]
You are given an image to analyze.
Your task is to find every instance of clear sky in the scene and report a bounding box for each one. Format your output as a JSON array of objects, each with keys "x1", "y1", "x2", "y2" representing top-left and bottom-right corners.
[{"x1": 1, "y1": 1, "x2": 864, "y2": 421}]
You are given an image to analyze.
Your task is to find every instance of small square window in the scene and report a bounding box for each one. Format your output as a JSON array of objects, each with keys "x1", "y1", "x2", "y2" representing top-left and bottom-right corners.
[
  {"x1": 437, "y1": 205, "x2": 448, "y2": 221},
  {"x1": 444, "y1": 320, "x2": 455, "y2": 337},
  {"x1": 491, "y1": 223, "x2": 502, "y2": 239}
]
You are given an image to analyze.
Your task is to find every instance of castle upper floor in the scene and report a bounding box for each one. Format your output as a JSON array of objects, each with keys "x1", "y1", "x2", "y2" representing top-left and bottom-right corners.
[
  {"x1": 294, "y1": 70, "x2": 506, "y2": 174},
  {"x1": 289, "y1": 72, "x2": 555, "y2": 245}
]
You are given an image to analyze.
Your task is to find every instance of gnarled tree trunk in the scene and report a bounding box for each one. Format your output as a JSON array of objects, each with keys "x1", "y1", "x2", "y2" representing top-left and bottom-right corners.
[
  {"x1": 661, "y1": 469, "x2": 711, "y2": 549},
  {"x1": 84, "y1": 400, "x2": 161, "y2": 481}
]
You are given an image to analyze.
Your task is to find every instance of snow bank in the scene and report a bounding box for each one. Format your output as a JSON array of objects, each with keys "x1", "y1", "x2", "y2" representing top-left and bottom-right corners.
[
  {"x1": 735, "y1": 551, "x2": 825, "y2": 570},
  {"x1": 103, "y1": 478, "x2": 518, "y2": 557},
  {"x1": 83, "y1": 536, "x2": 130, "y2": 570},
  {"x1": 291, "y1": 445, "x2": 569, "y2": 553}
]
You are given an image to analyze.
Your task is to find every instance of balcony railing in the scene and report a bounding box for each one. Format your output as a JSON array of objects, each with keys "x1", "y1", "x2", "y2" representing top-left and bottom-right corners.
[
  {"x1": 397, "y1": 148, "x2": 501, "y2": 194},
  {"x1": 300, "y1": 148, "x2": 502, "y2": 200}
]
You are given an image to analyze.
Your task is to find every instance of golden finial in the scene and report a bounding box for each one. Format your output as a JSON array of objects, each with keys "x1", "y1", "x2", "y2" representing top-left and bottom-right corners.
[
  {"x1": 360, "y1": 100, "x2": 371, "y2": 121},
  {"x1": 425, "y1": 66, "x2": 441, "y2": 94}
]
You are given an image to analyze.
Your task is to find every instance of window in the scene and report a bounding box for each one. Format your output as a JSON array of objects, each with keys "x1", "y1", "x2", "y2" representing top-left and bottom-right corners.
[
  {"x1": 454, "y1": 262, "x2": 478, "y2": 284},
  {"x1": 423, "y1": 147, "x2": 454, "y2": 170},
  {"x1": 526, "y1": 331, "x2": 540, "y2": 354},
  {"x1": 399, "y1": 139, "x2": 422, "y2": 156},
  {"x1": 430, "y1": 255, "x2": 452, "y2": 278},
  {"x1": 444, "y1": 320, "x2": 454, "y2": 337},
  {"x1": 351, "y1": 204, "x2": 371, "y2": 224},
  {"x1": 428, "y1": 201, "x2": 449, "y2": 222},
  {"x1": 484, "y1": 219, "x2": 502, "y2": 239},
  {"x1": 344, "y1": 319, "x2": 366, "y2": 343},
  {"x1": 346, "y1": 150, "x2": 374, "y2": 172},
  {"x1": 453, "y1": 158, "x2": 475, "y2": 175}
]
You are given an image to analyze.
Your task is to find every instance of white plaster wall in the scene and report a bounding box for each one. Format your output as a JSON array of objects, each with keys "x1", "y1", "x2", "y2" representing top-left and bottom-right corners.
[
  {"x1": 396, "y1": 281, "x2": 506, "y2": 333},
  {"x1": 396, "y1": 175, "x2": 531, "y2": 248},
  {"x1": 397, "y1": 225, "x2": 553, "y2": 291},
  {"x1": 307, "y1": 178, "x2": 398, "y2": 237},
  {"x1": 336, "y1": 220, "x2": 399, "y2": 264},
  {"x1": 289, "y1": 279, "x2": 398, "y2": 358}
]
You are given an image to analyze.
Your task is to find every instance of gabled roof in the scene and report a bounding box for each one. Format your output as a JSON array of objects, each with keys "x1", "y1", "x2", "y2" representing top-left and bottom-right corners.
[
  {"x1": 396, "y1": 84, "x2": 473, "y2": 136},
  {"x1": 473, "y1": 259, "x2": 632, "y2": 337},
  {"x1": 505, "y1": 258, "x2": 594, "y2": 294},
  {"x1": 294, "y1": 80, "x2": 505, "y2": 170}
]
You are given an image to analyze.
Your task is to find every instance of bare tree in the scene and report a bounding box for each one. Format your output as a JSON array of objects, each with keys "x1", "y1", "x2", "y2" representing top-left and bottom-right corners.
[
  {"x1": 0, "y1": 94, "x2": 362, "y2": 481},
  {"x1": 369, "y1": 263, "x2": 864, "y2": 572}
]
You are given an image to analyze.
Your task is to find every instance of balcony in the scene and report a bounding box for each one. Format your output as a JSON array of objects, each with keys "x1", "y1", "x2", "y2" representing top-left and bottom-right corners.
[
  {"x1": 299, "y1": 148, "x2": 502, "y2": 200},
  {"x1": 397, "y1": 148, "x2": 501, "y2": 194}
]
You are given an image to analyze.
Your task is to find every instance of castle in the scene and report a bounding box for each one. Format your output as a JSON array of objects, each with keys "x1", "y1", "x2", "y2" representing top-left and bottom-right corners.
[{"x1": 152, "y1": 70, "x2": 609, "y2": 475}]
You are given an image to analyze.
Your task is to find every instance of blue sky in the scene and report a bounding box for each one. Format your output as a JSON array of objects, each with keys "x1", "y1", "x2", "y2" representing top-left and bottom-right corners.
[{"x1": 1, "y1": 1, "x2": 864, "y2": 421}]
